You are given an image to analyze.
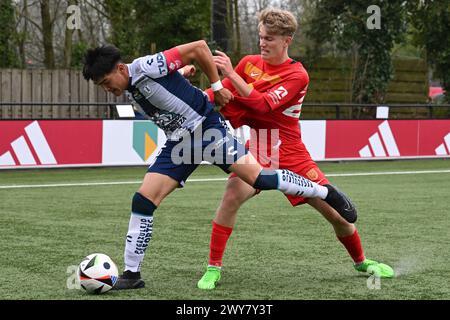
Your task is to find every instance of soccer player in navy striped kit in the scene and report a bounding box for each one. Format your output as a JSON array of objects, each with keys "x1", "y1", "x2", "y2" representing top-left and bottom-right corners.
[{"x1": 82, "y1": 40, "x2": 351, "y2": 290}]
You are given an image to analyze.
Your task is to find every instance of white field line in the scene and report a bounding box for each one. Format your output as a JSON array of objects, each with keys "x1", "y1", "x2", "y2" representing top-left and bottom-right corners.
[{"x1": 0, "y1": 169, "x2": 449, "y2": 190}]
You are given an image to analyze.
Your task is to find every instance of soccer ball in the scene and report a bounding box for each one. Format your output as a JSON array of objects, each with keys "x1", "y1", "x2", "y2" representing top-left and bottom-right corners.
[{"x1": 77, "y1": 253, "x2": 119, "y2": 294}]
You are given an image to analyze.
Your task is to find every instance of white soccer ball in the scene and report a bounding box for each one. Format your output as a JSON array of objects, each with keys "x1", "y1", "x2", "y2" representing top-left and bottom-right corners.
[{"x1": 77, "y1": 253, "x2": 119, "y2": 294}]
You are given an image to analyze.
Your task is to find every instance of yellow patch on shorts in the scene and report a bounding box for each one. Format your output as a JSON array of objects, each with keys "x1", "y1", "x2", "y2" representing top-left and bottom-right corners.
[{"x1": 306, "y1": 168, "x2": 319, "y2": 181}]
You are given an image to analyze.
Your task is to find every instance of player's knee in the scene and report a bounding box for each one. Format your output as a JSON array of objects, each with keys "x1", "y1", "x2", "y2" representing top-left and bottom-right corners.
[
  {"x1": 220, "y1": 188, "x2": 244, "y2": 212},
  {"x1": 132, "y1": 192, "x2": 157, "y2": 216}
]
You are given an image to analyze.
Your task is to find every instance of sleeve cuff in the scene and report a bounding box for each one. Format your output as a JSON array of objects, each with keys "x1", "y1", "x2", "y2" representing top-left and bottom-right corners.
[{"x1": 163, "y1": 47, "x2": 185, "y2": 73}]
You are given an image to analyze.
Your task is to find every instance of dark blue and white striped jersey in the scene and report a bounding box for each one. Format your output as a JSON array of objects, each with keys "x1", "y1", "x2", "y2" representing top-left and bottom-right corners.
[{"x1": 126, "y1": 47, "x2": 213, "y2": 140}]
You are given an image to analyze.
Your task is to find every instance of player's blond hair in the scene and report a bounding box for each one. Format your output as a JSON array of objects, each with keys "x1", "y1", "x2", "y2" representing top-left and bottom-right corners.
[{"x1": 258, "y1": 8, "x2": 298, "y2": 37}]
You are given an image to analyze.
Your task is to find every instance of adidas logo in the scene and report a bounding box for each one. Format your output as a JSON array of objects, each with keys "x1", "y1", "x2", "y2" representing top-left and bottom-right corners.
[
  {"x1": 0, "y1": 121, "x2": 57, "y2": 166},
  {"x1": 435, "y1": 133, "x2": 450, "y2": 155},
  {"x1": 359, "y1": 120, "x2": 400, "y2": 157}
]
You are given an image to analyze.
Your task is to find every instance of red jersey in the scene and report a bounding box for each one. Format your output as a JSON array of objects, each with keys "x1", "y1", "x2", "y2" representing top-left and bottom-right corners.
[
  {"x1": 208, "y1": 55, "x2": 310, "y2": 168},
  {"x1": 207, "y1": 55, "x2": 329, "y2": 206}
]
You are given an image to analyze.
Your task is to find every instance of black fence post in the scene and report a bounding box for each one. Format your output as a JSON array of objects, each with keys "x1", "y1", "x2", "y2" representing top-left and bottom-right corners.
[{"x1": 108, "y1": 104, "x2": 114, "y2": 120}]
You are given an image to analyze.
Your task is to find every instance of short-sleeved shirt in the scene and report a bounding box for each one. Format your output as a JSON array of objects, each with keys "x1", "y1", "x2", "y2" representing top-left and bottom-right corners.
[{"x1": 126, "y1": 48, "x2": 213, "y2": 141}]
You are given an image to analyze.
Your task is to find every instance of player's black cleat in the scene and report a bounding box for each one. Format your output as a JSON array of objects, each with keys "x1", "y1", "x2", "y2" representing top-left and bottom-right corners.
[
  {"x1": 323, "y1": 184, "x2": 357, "y2": 223},
  {"x1": 113, "y1": 270, "x2": 145, "y2": 290}
]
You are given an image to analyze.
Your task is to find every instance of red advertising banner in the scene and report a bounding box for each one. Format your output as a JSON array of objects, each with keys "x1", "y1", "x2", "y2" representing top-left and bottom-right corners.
[
  {"x1": 0, "y1": 120, "x2": 103, "y2": 167},
  {"x1": 417, "y1": 120, "x2": 450, "y2": 156},
  {"x1": 325, "y1": 120, "x2": 450, "y2": 159},
  {"x1": 0, "y1": 119, "x2": 449, "y2": 168}
]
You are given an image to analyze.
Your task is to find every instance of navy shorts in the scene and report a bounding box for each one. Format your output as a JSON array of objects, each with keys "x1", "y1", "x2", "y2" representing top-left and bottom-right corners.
[{"x1": 147, "y1": 111, "x2": 247, "y2": 187}]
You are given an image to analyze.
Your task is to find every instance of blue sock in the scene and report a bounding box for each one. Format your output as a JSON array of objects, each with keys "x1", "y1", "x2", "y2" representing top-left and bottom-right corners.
[
  {"x1": 253, "y1": 170, "x2": 279, "y2": 190},
  {"x1": 132, "y1": 192, "x2": 157, "y2": 216}
]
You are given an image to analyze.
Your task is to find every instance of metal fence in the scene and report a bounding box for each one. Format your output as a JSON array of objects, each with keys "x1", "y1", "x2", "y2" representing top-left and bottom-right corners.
[
  {"x1": 300, "y1": 103, "x2": 450, "y2": 120},
  {"x1": 0, "y1": 102, "x2": 449, "y2": 120}
]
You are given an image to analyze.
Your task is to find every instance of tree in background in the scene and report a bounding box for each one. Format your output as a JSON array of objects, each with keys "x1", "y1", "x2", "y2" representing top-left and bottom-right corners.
[
  {"x1": 135, "y1": 0, "x2": 210, "y2": 54},
  {"x1": 12, "y1": 0, "x2": 113, "y2": 68},
  {"x1": 0, "y1": 0, "x2": 20, "y2": 68},
  {"x1": 210, "y1": 0, "x2": 241, "y2": 60},
  {"x1": 230, "y1": 0, "x2": 241, "y2": 56},
  {"x1": 63, "y1": 0, "x2": 77, "y2": 68},
  {"x1": 237, "y1": 0, "x2": 300, "y2": 55},
  {"x1": 409, "y1": 0, "x2": 450, "y2": 102},
  {"x1": 69, "y1": 0, "x2": 113, "y2": 67},
  {"x1": 104, "y1": 0, "x2": 140, "y2": 61},
  {"x1": 306, "y1": 0, "x2": 407, "y2": 105},
  {"x1": 39, "y1": 0, "x2": 56, "y2": 68},
  {"x1": 212, "y1": 0, "x2": 229, "y2": 52},
  {"x1": 15, "y1": 0, "x2": 29, "y2": 68}
]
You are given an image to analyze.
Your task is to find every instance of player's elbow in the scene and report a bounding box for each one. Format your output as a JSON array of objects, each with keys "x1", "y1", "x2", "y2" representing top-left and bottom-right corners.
[
  {"x1": 178, "y1": 40, "x2": 210, "y2": 65},
  {"x1": 195, "y1": 40, "x2": 208, "y2": 49},
  {"x1": 184, "y1": 40, "x2": 209, "y2": 64},
  {"x1": 195, "y1": 40, "x2": 210, "y2": 56}
]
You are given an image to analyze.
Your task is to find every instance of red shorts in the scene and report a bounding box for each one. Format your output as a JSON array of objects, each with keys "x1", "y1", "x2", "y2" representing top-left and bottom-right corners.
[{"x1": 229, "y1": 151, "x2": 329, "y2": 207}]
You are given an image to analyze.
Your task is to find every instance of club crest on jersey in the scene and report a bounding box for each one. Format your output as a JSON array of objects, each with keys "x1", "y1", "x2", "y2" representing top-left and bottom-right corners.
[
  {"x1": 306, "y1": 168, "x2": 319, "y2": 181},
  {"x1": 169, "y1": 60, "x2": 182, "y2": 72},
  {"x1": 143, "y1": 85, "x2": 152, "y2": 95}
]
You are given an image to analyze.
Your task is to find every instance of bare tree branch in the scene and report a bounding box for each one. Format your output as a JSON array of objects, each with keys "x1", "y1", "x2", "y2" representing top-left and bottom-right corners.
[
  {"x1": 85, "y1": 0, "x2": 110, "y2": 20},
  {"x1": 51, "y1": 0, "x2": 64, "y2": 25},
  {"x1": 16, "y1": 9, "x2": 43, "y2": 32}
]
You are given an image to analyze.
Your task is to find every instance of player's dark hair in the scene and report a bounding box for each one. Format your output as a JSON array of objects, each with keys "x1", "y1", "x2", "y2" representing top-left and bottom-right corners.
[{"x1": 82, "y1": 45, "x2": 122, "y2": 81}]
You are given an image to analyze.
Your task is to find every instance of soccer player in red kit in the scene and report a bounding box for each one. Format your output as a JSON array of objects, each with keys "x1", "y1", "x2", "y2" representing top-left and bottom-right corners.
[{"x1": 197, "y1": 8, "x2": 394, "y2": 290}]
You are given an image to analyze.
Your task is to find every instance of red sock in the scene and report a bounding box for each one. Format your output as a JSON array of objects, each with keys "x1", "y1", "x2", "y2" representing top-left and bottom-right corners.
[
  {"x1": 337, "y1": 229, "x2": 366, "y2": 264},
  {"x1": 209, "y1": 221, "x2": 233, "y2": 267}
]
